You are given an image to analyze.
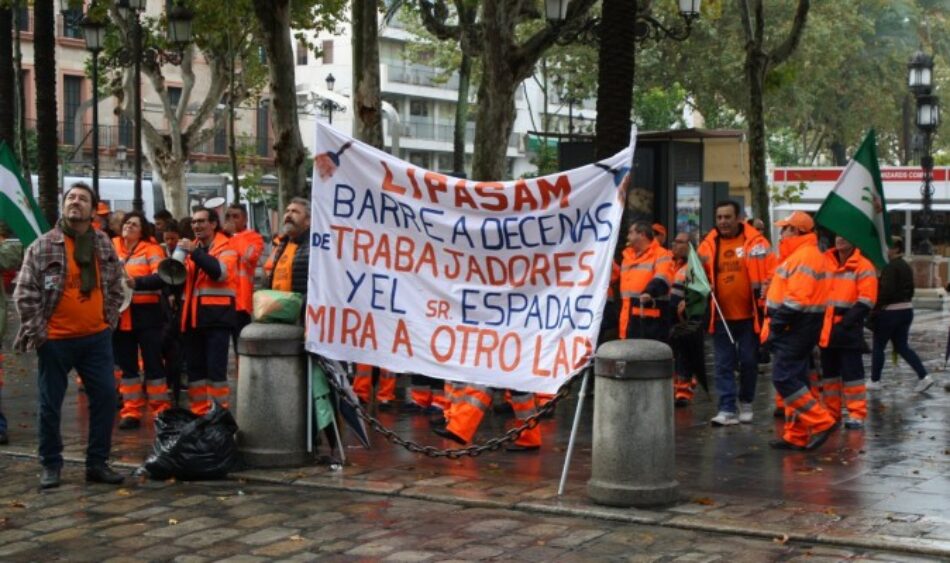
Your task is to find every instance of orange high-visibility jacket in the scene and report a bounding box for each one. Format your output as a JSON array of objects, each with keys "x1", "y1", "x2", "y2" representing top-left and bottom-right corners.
[
  {"x1": 698, "y1": 223, "x2": 775, "y2": 333},
  {"x1": 112, "y1": 237, "x2": 164, "y2": 331},
  {"x1": 618, "y1": 239, "x2": 674, "y2": 337},
  {"x1": 229, "y1": 229, "x2": 265, "y2": 314},
  {"x1": 262, "y1": 234, "x2": 283, "y2": 278},
  {"x1": 181, "y1": 231, "x2": 239, "y2": 331},
  {"x1": 819, "y1": 247, "x2": 877, "y2": 349},
  {"x1": 761, "y1": 232, "x2": 831, "y2": 355}
]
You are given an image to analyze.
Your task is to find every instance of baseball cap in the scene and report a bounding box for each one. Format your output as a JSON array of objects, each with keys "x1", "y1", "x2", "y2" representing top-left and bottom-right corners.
[
  {"x1": 652, "y1": 223, "x2": 667, "y2": 239},
  {"x1": 774, "y1": 211, "x2": 814, "y2": 232},
  {"x1": 96, "y1": 201, "x2": 110, "y2": 215}
]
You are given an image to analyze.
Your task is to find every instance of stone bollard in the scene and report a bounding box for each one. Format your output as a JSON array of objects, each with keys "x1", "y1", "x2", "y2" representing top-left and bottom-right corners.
[
  {"x1": 587, "y1": 339, "x2": 678, "y2": 507},
  {"x1": 236, "y1": 322, "x2": 311, "y2": 467}
]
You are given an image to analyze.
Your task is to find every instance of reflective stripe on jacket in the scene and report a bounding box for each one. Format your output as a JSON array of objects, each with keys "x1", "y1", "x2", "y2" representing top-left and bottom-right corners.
[
  {"x1": 819, "y1": 247, "x2": 877, "y2": 349},
  {"x1": 181, "y1": 231, "x2": 238, "y2": 330},
  {"x1": 113, "y1": 236, "x2": 165, "y2": 331},
  {"x1": 618, "y1": 240, "x2": 674, "y2": 338},
  {"x1": 762, "y1": 232, "x2": 831, "y2": 356},
  {"x1": 697, "y1": 223, "x2": 775, "y2": 334}
]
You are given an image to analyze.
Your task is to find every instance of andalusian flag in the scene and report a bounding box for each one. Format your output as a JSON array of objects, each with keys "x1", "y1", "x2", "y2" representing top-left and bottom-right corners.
[
  {"x1": 0, "y1": 141, "x2": 48, "y2": 246},
  {"x1": 685, "y1": 243, "x2": 711, "y2": 318},
  {"x1": 814, "y1": 130, "x2": 891, "y2": 269}
]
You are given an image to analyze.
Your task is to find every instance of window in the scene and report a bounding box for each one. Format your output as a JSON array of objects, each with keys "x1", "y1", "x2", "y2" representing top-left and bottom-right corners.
[
  {"x1": 213, "y1": 123, "x2": 227, "y2": 155},
  {"x1": 296, "y1": 39, "x2": 308, "y2": 66},
  {"x1": 168, "y1": 87, "x2": 182, "y2": 110},
  {"x1": 63, "y1": 76, "x2": 83, "y2": 145},
  {"x1": 119, "y1": 116, "x2": 134, "y2": 147},
  {"x1": 62, "y1": 8, "x2": 83, "y2": 39},
  {"x1": 16, "y1": 7, "x2": 30, "y2": 32},
  {"x1": 256, "y1": 102, "x2": 269, "y2": 157},
  {"x1": 322, "y1": 40, "x2": 334, "y2": 64},
  {"x1": 410, "y1": 100, "x2": 428, "y2": 117}
]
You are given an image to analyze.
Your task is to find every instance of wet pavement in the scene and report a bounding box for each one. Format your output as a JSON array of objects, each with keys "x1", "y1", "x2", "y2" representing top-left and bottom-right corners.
[{"x1": 1, "y1": 308, "x2": 949, "y2": 558}]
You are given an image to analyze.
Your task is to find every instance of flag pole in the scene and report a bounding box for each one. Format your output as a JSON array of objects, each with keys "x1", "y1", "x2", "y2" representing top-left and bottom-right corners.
[
  {"x1": 307, "y1": 355, "x2": 313, "y2": 454},
  {"x1": 709, "y1": 291, "x2": 736, "y2": 345}
]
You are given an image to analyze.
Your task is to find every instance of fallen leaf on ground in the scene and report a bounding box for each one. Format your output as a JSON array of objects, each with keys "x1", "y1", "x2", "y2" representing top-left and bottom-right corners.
[
  {"x1": 10, "y1": 501, "x2": 26, "y2": 509},
  {"x1": 773, "y1": 534, "x2": 789, "y2": 545},
  {"x1": 290, "y1": 535, "x2": 304, "y2": 541},
  {"x1": 168, "y1": 518, "x2": 179, "y2": 525},
  {"x1": 693, "y1": 497, "x2": 715, "y2": 505},
  {"x1": 116, "y1": 489, "x2": 131, "y2": 496}
]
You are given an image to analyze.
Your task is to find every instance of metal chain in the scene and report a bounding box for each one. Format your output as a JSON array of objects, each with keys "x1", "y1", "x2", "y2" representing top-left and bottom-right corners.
[{"x1": 317, "y1": 358, "x2": 581, "y2": 458}]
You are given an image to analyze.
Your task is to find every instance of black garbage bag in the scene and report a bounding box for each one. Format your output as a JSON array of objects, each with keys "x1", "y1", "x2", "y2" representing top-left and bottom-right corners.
[{"x1": 141, "y1": 402, "x2": 239, "y2": 480}]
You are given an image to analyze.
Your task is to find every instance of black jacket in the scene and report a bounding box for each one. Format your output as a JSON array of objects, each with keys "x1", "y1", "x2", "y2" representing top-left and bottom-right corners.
[{"x1": 876, "y1": 256, "x2": 914, "y2": 309}]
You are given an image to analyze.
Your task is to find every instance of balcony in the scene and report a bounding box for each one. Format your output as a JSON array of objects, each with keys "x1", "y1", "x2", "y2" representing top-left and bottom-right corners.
[
  {"x1": 387, "y1": 64, "x2": 460, "y2": 91},
  {"x1": 397, "y1": 120, "x2": 519, "y2": 149}
]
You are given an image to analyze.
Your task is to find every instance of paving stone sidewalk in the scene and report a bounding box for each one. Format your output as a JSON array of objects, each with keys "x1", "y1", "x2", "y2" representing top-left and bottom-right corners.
[{"x1": 1, "y1": 309, "x2": 948, "y2": 558}]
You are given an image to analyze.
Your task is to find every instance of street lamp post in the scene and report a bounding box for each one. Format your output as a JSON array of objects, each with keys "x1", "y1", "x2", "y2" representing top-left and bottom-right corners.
[
  {"x1": 112, "y1": 0, "x2": 193, "y2": 212},
  {"x1": 60, "y1": 1, "x2": 107, "y2": 198},
  {"x1": 907, "y1": 49, "x2": 941, "y2": 255},
  {"x1": 323, "y1": 73, "x2": 343, "y2": 125}
]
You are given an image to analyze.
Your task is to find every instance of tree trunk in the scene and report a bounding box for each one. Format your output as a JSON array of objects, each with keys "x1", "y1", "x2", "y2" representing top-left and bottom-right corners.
[
  {"x1": 0, "y1": 6, "x2": 15, "y2": 148},
  {"x1": 352, "y1": 0, "x2": 383, "y2": 149},
  {"x1": 453, "y1": 50, "x2": 472, "y2": 175},
  {"x1": 594, "y1": 0, "x2": 637, "y2": 161},
  {"x1": 252, "y1": 0, "x2": 308, "y2": 205},
  {"x1": 472, "y1": 71, "x2": 516, "y2": 181},
  {"x1": 829, "y1": 139, "x2": 847, "y2": 166},
  {"x1": 34, "y1": 0, "x2": 58, "y2": 224},
  {"x1": 746, "y1": 53, "x2": 769, "y2": 226},
  {"x1": 148, "y1": 148, "x2": 187, "y2": 220}
]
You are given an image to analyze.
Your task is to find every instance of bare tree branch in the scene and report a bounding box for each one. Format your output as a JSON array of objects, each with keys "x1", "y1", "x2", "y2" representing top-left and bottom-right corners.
[{"x1": 769, "y1": 0, "x2": 810, "y2": 65}]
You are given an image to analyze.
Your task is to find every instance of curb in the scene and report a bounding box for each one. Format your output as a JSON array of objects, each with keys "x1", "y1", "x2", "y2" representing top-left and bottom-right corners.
[{"x1": 3, "y1": 448, "x2": 947, "y2": 558}]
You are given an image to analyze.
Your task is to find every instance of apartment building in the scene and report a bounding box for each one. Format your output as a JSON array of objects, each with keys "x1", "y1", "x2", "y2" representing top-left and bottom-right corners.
[{"x1": 12, "y1": 2, "x2": 271, "y2": 182}]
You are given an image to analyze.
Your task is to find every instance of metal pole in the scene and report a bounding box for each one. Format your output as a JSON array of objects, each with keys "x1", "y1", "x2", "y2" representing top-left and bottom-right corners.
[
  {"x1": 132, "y1": 11, "x2": 143, "y2": 212},
  {"x1": 91, "y1": 51, "x2": 100, "y2": 198},
  {"x1": 557, "y1": 368, "x2": 590, "y2": 496},
  {"x1": 328, "y1": 102, "x2": 334, "y2": 125}
]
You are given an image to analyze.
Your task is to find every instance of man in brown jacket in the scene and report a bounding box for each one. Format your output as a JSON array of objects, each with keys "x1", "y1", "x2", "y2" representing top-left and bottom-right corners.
[{"x1": 13, "y1": 182, "x2": 127, "y2": 488}]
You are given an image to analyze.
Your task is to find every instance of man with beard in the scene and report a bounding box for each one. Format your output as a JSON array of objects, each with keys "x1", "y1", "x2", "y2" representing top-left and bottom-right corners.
[
  {"x1": 178, "y1": 207, "x2": 238, "y2": 415},
  {"x1": 265, "y1": 198, "x2": 311, "y2": 295},
  {"x1": 13, "y1": 182, "x2": 127, "y2": 488}
]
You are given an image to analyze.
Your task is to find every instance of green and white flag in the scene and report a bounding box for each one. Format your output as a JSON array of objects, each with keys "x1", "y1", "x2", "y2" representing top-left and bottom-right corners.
[
  {"x1": 0, "y1": 141, "x2": 49, "y2": 246},
  {"x1": 685, "y1": 243, "x2": 711, "y2": 318},
  {"x1": 815, "y1": 129, "x2": 891, "y2": 269}
]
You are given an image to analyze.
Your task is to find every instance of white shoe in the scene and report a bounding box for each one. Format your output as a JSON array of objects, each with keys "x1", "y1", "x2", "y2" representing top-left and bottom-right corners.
[
  {"x1": 914, "y1": 375, "x2": 934, "y2": 394},
  {"x1": 866, "y1": 380, "x2": 882, "y2": 391},
  {"x1": 738, "y1": 402, "x2": 754, "y2": 423},
  {"x1": 711, "y1": 411, "x2": 740, "y2": 426}
]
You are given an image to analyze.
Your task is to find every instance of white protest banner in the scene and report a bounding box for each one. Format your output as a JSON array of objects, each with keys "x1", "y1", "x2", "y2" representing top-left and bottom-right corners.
[{"x1": 305, "y1": 123, "x2": 634, "y2": 394}]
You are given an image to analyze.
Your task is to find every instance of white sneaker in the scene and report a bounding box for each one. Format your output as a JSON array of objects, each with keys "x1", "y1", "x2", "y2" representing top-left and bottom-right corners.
[
  {"x1": 738, "y1": 402, "x2": 754, "y2": 423},
  {"x1": 711, "y1": 411, "x2": 740, "y2": 426},
  {"x1": 866, "y1": 380, "x2": 882, "y2": 391},
  {"x1": 914, "y1": 375, "x2": 934, "y2": 394}
]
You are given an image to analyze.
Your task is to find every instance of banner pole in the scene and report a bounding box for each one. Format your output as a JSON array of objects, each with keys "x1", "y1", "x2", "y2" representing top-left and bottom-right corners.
[
  {"x1": 307, "y1": 355, "x2": 313, "y2": 454},
  {"x1": 557, "y1": 367, "x2": 591, "y2": 496}
]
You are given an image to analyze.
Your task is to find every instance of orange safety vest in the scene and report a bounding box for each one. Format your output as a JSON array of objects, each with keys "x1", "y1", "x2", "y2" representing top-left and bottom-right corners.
[
  {"x1": 270, "y1": 239, "x2": 299, "y2": 292},
  {"x1": 229, "y1": 229, "x2": 265, "y2": 314},
  {"x1": 113, "y1": 236, "x2": 164, "y2": 331},
  {"x1": 818, "y1": 247, "x2": 877, "y2": 347},
  {"x1": 262, "y1": 235, "x2": 283, "y2": 278},
  {"x1": 761, "y1": 232, "x2": 830, "y2": 343},
  {"x1": 180, "y1": 231, "x2": 239, "y2": 331},
  {"x1": 697, "y1": 223, "x2": 775, "y2": 334},
  {"x1": 618, "y1": 239, "x2": 674, "y2": 338}
]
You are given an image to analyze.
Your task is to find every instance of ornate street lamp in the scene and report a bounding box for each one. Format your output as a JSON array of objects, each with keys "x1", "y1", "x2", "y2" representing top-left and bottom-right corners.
[
  {"x1": 907, "y1": 49, "x2": 941, "y2": 255},
  {"x1": 110, "y1": 0, "x2": 194, "y2": 212},
  {"x1": 549, "y1": 0, "x2": 701, "y2": 44},
  {"x1": 323, "y1": 73, "x2": 343, "y2": 125},
  {"x1": 82, "y1": 13, "x2": 106, "y2": 199}
]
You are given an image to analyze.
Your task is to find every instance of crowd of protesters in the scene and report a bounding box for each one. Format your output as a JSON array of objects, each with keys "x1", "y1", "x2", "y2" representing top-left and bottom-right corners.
[{"x1": 0, "y1": 187, "x2": 945, "y2": 487}]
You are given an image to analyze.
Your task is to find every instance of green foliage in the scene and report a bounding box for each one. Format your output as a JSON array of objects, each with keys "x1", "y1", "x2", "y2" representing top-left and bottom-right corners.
[
  {"x1": 634, "y1": 84, "x2": 687, "y2": 131},
  {"x1": 769, "y1": 181, "x2": 807, "y2": 205}
]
